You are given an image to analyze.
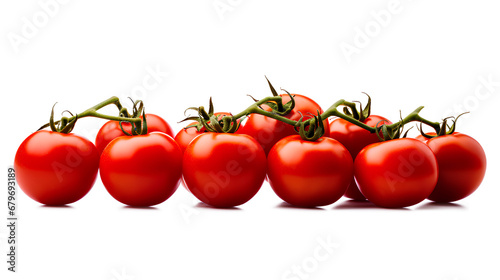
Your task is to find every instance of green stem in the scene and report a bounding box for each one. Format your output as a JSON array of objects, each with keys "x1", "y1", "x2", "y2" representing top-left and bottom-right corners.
[
  {"x1": 190, "y1": 93, "x2": 443, "y2": 141},
  {"x1": 227, "y1": 97, "x2": 375, "y2": 135},
  {"x1": 39, "y1": 96, "x2": 143, "y2": 133},
  {"x1": 231, "y1": 96, "x2": 300, "y2": 126},
  {"x1": 385, "y1": 106, "x2": 441, "y2": 133}
]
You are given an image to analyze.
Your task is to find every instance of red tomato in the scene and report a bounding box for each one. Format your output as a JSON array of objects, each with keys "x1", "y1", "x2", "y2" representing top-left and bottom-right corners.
[
  {"x1": 329, "y1": 115, "x2": 391, "y2": 200},
  {"x1": 426, "y1": 133, "x2": 486, "y2": 202},
  {"x1": 183, "y1": 133, "x2": 266, "y2": 208},
  {"x1": 174, "y1": 112, "x2": 233, "y2": 153},
  {"x1": 354, "y1": 138, "x2": 438, "y2": 208},
  {"x1": 237, "y1": 94, "x2": 329, "y2": 155},
  {"x1": 267, "y1": 135, "x2": 353, "y2": 207},
  {"x1": 100, "y1": 132, "x2": 182, "y2": 207},
  {"x1": 14, "y1": 131, "x2": 99, "y2": 205},
  {"x1": 95, "y1": 113, "x2": 173, "y2": 155}
]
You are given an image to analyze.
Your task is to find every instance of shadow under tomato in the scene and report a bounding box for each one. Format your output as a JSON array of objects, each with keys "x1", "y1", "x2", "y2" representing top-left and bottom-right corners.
[
  {"x1": 122, "y1": 205, "x2": 159, "y2": 210},
  {"x1": 39, "y1": 205, "x2": 74, "y2": 209},
  {"x1": 332, "y1": 200, "x2": 411, "y2": 211},
  {"x1": 194, "y1": 202, "x2": 242, "y2": 210},
  {"x1": 416, "y1": 201, "x2": 465, "y2": 210},
  {"x1": 275, "y1": 202, "x2": 326, "y2": 210}
]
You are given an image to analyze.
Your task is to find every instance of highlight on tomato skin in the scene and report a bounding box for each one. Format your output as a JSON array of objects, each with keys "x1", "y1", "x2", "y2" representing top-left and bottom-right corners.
[
  {"x1": 182, "y1": 132, "x2": 267, "y2": 208},
  {"x1": 95, "y1": 113, "x2": 173, "y2": 155},
  {"x1": 267, "y1": 135, "x2": 353, "y2": 208},
  {"x1": 424, "y1": 132, "x2": 487, "y2": 203},
  {"x1": 14, "y1": 130, "x2": 100, "y2": 206},
  {"x1": 329, "y1": 115, "x2": 392, "y2": 201},
  {"x1": 354, "y1": 138, "x2": 439, "y2": 208},
  {"x1": 99, "y1": 132, "x2": 183, "y2": 207}
]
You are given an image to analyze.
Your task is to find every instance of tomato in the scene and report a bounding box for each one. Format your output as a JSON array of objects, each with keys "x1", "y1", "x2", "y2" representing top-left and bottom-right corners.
[
  {"x1": 95, "y1": 113, "x2": 173, "y2": 155},
  {"x1": 425, "y1": 133, "x2": 486, "y2": 202},
  {"x1": 237, "y1": 94, "x2": 329, "y2": 155},
  {"x1": 354, "y1": 138, "x2": 438, "y2": 208},
  {"x1": 183, "y1": 133, "x2": 266, "y2": 208},
  {"x1": 267, "y1": 135, "x2": 353, "y2": 207},
  {"x1": 99, "y1": 132, "x2": 182, "y2": 207},
  {"x1": 14, "y1": 131, "x2": 99, "y2": 205},
  {"x1": 329, "y1": 115, "x2": 391, "y2": 200},
  {"x1": 174, "y1": 112, "x2": 233, "y2": 153}
]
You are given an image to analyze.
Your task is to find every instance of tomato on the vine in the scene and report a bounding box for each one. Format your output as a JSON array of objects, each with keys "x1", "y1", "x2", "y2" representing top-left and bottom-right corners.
[
  {"x1": 329, "y1": 115, "x2": 391, "y2": 200},
  {"x1": 183, "y1": 133, "x2": 266, "y2": 208},
  {"x1": 354, "y1": 138, "x2": 438, "y2": 208},
  {"x1": 174, "y1": 112, "x2": 233, "y2": 153},
  {"x1": 14, "y1": 131, "x2": 99, "y2": 205},
  {"x1": 238, "y1": 94, "x2": 329, "y2": 155},
  {"x1": 100, "y1": 132, "x2": 182, "y2": 207},
  {"x1": 95, "y1": 113, "x2": 173, "y2": 155},
  {"x1": 267, "y1": 135, "x2": 353, "y2": 207},
  {"x1": 424, "y1": 132, "x2": 486, "y2": 202}
]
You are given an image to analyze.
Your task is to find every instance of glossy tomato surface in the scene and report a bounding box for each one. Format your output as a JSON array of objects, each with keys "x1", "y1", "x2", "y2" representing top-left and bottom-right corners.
[
  {"x1": 354, "y1": 138, "x2": 438, "y2": 208},
  {"x1": 100, "y1": 132, "x2": 182, "y2": 207},
  {"x1": 14, "y1": 130, "x2": 99, "y2": 205},
  {"x1": 267, "y1": 135, "x2": 353, "y2": 207},
  {"x1": 183, "y1": 133, "x2": 266, "y2": 208},
  {"x1": 174, "y1": 112, "x2": 233, "y2": 153},
  {"x1": 426, "y1": 133, "x2": 486, "y2": 202},
  {"x1": 95, "y1": 113, "x2": 173, "y2": 155},
  {"x1": 329, "y1": 115, "x2": 391, "y2": 200},
  {"x1": 237, "y1": 94, "x2": 329, "y2": 155}
]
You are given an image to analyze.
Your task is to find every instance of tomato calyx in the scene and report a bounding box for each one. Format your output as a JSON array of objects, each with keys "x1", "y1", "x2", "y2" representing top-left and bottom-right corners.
[
  {"x1": 119, "y1": 106, "x2": 149, "y2": 136},
  {"x1": 417, "y1": 112, "x2": 469, "y2": 139},
  {"x1": 181, "y1": 97, "x2": 241, "y2": 133},
  {"x1": 295, "y1": 110, "x2": 325, "y2": 141},
  {"x1": 375, "y1": 118, "x2": 412, "y2": 141},
  {"x1": 261, "y1": 76, "x2": 296, "y2": 116},
  {"x1": 342, "y1": 92, "x2": 372, "y2": 123},
  {"x1": 38, "y1": 96, "x2": 145, "y2": 134}
]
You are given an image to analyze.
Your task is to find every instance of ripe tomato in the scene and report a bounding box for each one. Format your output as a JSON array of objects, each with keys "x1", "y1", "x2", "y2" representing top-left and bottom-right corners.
[
  {"x1": 329, "y1": 115, "x2": 391, "y2": 200},
  {"x1": 14, "y1": 130, "x2": 99, "y2": 205},
  {"x1": 425, "y1": 133, "x2": 486, "y2": 202},
  {"x1": 100, "y1": 132, "x2": 182, "y2": 207},
  {"x1": 174, "y1": 112, "x2": 233, "y2": 153},
  {"x1": 183, "y1": 133, "x2": 266, "y2": 208},
  {"x1": 354, "y1": 138, "x2": 438, "y2": 208},
  {"x1": 237, "y1": 94, "x2": 329, "y2": 155},
  {"x1": 267, "y1": 135, "x2": 353, "y2": 207},
  {"x1": 95, "y1": 113, "x2": 173, "y2": 155}
]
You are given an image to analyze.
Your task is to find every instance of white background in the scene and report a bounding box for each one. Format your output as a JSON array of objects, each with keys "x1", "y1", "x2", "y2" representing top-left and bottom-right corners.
[{"x1": 1, "y1": 1, "x2": 499, "y2": 279}]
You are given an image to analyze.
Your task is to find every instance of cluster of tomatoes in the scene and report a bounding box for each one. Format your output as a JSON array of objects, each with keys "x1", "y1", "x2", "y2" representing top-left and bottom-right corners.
[{"x1": 14, "y1": 91, "x2": 486, "y2": 209}]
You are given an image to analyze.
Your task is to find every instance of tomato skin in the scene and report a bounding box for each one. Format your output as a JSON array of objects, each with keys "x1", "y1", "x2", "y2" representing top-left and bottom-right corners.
[
  {"x1": 14, "y1": 131, "x2": 99, "y2": 205},
  {"x1": 99, "y1": 132, "x2": 182, "y2": 207},
  {"x1": 174, "y1": 112, "x2": 233, "y2": 153},
  {"x1": 183, "y1": 133, "x2": 266, "y2": 208},
  {"x1": 329, "y1": 115, "x2": 391, "y2": 200},
  {"x1": 426, "y1": 133, "x2": 486, "y2": 202},
  {"x1": 95, "y1": 113, "x2": 173, "y2": 155},
  {"x1": 267, "y1": 135, "x2": 353, "y2": 207},
  {"x1": 237, "y1": 94, "x2": 329, "y2": 155},
  {"x1": 354, "y1": 138, "x2": 438, "y2": 208}
]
